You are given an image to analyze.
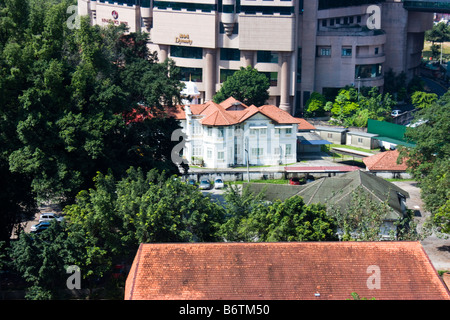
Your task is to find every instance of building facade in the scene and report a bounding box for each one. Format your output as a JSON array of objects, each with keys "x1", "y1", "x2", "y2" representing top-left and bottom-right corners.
[
  {"x1": 168, "y1": 96, "x2": 300, "y2": 168},
  {"x1": 78, "y1": 0, "x2": 433, "y2": 115}
]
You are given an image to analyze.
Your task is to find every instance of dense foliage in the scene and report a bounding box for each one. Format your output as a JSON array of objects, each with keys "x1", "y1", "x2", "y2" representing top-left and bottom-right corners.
[
  {"x1": 213, "y1": 66, "x2": 270, "y2": 107},
  {"x1": 399, "y1": 91, "x2": 450, "y2": 234}
]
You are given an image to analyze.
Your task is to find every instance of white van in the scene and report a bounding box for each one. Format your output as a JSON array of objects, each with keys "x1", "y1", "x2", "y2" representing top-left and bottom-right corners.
[{"x1": 38, "y1": 212, "x2": 64, "y2": 223}]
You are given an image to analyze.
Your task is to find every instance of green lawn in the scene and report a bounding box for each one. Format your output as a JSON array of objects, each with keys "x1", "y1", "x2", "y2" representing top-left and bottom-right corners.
[{"x1": 328, "y1": 144, "x2": 377, "y2": 154}]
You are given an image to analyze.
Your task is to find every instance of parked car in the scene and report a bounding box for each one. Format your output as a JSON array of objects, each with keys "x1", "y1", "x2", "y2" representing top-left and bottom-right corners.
[
  {"x1": 289, "y1": 177, "x2": 301, "y2": 185},
  {"x1": 306, "y1": 175, "x2": 315, "y2": 183},
  {"x1": 30, "y1": 221, "x2": 51, "y2": 233},
  {"x1": 38, "y1": 212, "x2": 64, "y2": 223},
  {"x1": 214, "y1": 177, "x2": 225, "y2": 189},
  {"x1": 391, "y1": 109, "x2": 401, "y2": 117},
  {"x1": 187, "y1": 179, "x2": 197, "y2": 187},
  {"x1": 199, "y1": 179, "x2": 212, "y2": 190}
]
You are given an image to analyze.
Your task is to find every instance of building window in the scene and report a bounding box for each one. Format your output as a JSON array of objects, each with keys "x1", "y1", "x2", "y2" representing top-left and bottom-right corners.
[
  {"x1": 357, "y1": 16, "x2": 362, "y2": 23},
  {"x1": 375, "y1": 47, "x2": 379, "y2": 55},
  {"x1": 207, "y1": 148, "x2": 212, "y2": 159},
  {"x1": 319, "y1": 47, "x2": 331, "y2": 57},
  {"x1": 274, "y1": 147, "x2": 280, "y2": 155},
  {"x1": 275, "y1": 128, "x2": 281, "y2": 135},
  {"x1": 250, "y1": 129, "x2": 258, "y2": 135},
  {"x1": 179, "y1": 67, "x2": 203, "y2": 82},
  {"x1": 220, "y1": 48, "x2": 240, "y2": 61},
  {"x1": 192, "y1": 146, "x2": 202, "y2": 156},
  {"x1": 330, "y1": 18, "x2": 334, "y2": 26},
  {"x1": 218, "y1": 151, "x2": 225, "y2": 160},
  {"x1": 193, "y1": 121, "x2": 202, "y2": 135},
  {"x1": 262, "y1": 72, "x2": 278, "y2": 87},
  {"x1": 220, "y1": 69, "x2": 237, "y2": 83},
  {"x1": 322, "y1": 19, "x2": 327, "y2": 27},
  {"x1": 218, "y1": 128, "x2": 224, "y2": 138},
  {"x1": 260, "y1": 128, "x2": 267, "y2": 135},
  {"x1": 285, "y1": 128, "x2": 292, "y2": 135},
  {"x1": 208, "y1": 127, "x2": 212, "y2": 136},
  {"x1": 286, "y1": 144, "x2": 292, "y2": 155},
  {"x1": 327, "y1": 133, "x2": 333, "y2": 138},
  {"x1": 357, "y1": 137, "x2": 363, "y2": 143},
  {"x1": 251, "y1": 148, "x2": 264, "y2": 157},
  {"x1": 170, "y1": 45, "x2": 203, "y2": 59},
  {"x1": 342, "y1": 47, "x2": 352, "y2": 57},
  {"x1": 257, "y1": 51, "x2": 279, "y2": 63},
  {"x1": 355, "y1": 64, "x2": 383, "y2": 79}
]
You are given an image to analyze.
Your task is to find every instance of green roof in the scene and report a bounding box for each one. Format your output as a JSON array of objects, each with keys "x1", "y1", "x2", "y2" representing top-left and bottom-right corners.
[
  {"x1": 246, "y1": 170, "x2": 409, "y2": 220},
  {"x1": 375, "y1": 136, "x2": 416, "y2": 148}
]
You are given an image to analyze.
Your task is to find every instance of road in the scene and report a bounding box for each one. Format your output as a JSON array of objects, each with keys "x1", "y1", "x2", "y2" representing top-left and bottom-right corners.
[{"x1": 421, "y1": 76, "x2": 448, "y2": 97}]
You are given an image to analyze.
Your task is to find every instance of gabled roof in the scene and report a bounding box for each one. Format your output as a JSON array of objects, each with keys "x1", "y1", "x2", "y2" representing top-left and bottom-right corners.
[
  {"x1": 295, "y1": 118, "x2": 316, "y2": 131},
  {"x1": 125, "y1": 242, "x2": 450, "y2": 300},
  {"x1": 246, "y1": 170, "x2": 409, "y2": 220},
  {"x1": 219, "y1": 97, "x2": 249, "y2": 110},
  {"x1": 363, "y1": 150, "x2": 408, "y2": 172}
]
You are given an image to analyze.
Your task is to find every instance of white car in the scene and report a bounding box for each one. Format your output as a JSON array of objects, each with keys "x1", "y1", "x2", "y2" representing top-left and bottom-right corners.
[
  {"x1": 214, "y1": 177, "x2": 225, "y2": 189},
  {"x1": 38, "y1": 212, "x2": 64, "y2": 223},
  {"x1": 391, "y1": 110, "x2": 401, "y2": 117}
]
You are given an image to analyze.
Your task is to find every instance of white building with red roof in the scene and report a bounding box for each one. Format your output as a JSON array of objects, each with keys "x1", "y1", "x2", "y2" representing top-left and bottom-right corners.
[{"x1": 172, "y1": 97, "x2": 302, "y2": 168}]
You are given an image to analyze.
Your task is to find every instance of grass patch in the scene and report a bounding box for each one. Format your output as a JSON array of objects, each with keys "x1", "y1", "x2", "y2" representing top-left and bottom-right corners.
[
  {"x1": 328, "y1": 144, "x2": 377, "y2": 154},
  {"x1": 385, "y1": 178, "x2": 416, "y2": 182}
]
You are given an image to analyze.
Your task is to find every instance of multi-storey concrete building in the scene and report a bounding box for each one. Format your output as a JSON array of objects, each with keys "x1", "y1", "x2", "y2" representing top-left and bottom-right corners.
[{"x1": 78, "y1": 0, "x2": 443, "y2": 115}]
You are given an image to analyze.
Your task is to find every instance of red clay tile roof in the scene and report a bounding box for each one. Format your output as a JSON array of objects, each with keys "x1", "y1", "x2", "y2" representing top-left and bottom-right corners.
[
  {"x1": 296, "y1": 118, "x2": 316, "y2": 131},
  {"x1": 219, "y1": 97, "x2": 249, "y2": 110},
  {"x1": 124, "y1": 242, "x2": 450, "y2": 300},
  {"x1": 188, "y1": 98, "x2": 301, "y2": 126},
  {"x1": 363, "y1": 150, "x2": 408, "y2": 172}
]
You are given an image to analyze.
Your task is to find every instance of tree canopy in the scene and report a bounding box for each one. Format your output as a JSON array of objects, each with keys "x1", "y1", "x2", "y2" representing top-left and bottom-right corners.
[
  {"x1": 0, "y1": 0, "x2": 184, "y2": 208},
  {"x1": 213, "y1": 66, "x2": 270, "y2": 107},
  {"x1": 399, "y1": 91, "x2": 450, "y2": 235}
]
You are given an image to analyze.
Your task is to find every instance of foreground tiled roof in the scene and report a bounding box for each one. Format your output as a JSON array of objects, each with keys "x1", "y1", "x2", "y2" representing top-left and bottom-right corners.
[
  {"x1": 363, "y1": 150, "x2": 408, "y2": 172},
  {"x1": 125, "y1": 242, "x2": 450, "y2": 300}
]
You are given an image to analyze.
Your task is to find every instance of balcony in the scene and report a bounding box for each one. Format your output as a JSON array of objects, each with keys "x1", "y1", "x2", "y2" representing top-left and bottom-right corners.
[{"x1": 403, "y1": 0, "x2": 450, "y2": 13}]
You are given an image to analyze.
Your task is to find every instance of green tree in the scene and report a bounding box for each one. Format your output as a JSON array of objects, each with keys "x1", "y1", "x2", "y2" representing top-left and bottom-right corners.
[
  {"x1": 247, "y1": 196, "x2": 337, "y2": 242},
  {"x1": 8, "y1": 221, "x2": 84, "y2": 299},
  {"x1": 329, "y1": 88, "x2": 360, "y2": 126},
  {"x1": 304, "y1": 92, "x2": 327, "y2": 117},
  {"x1": 219, "y1": 184, "x2": 267, "y2": 242},
  {"x1": 399, "y1": 91, "x2": 450, "y2": 231},
  {"x1": 328, "y1": 187, "x2": 420, "y2": 241},
  {"x1": 213, "y1": 66, "x2": 270, "y2": 107},
  {"x1": 0, "y1": 2, "x2": 184, "y2": 204},
  {"x1": 64, "y1": 168, "x2": 225, "y2": 266},
  {"x1": 411, "y1": 91, "x2": 438, "y2": 109}
]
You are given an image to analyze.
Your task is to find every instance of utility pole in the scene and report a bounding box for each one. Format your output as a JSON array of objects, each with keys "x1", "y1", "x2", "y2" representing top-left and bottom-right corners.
[{"x1": 245, "y1": 137, "x2": 249, "y2": 182}]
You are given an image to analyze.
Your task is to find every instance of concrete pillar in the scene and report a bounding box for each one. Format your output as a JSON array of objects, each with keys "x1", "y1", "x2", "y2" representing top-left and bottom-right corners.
[
  {"x1": 159, "y1": 45, "x2": 169, "y2": 62},
  {"x1": 242, "y1": 50, "x2": 253, "y2": 67},
  {"x1": 299, "y1": 0, "x2": 318, "y2": 109},
  {"x1": 279, "y1": 52, "x2": 291, "y2": 114},
  {"x1": 204, "y1": 48, "x2": 216, "y2": 102}
]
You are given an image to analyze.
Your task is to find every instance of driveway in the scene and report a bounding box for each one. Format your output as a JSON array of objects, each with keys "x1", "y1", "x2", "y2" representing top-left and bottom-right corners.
[{"x1": 392, "y1": 180, "x2": 450, "y2": 272}]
